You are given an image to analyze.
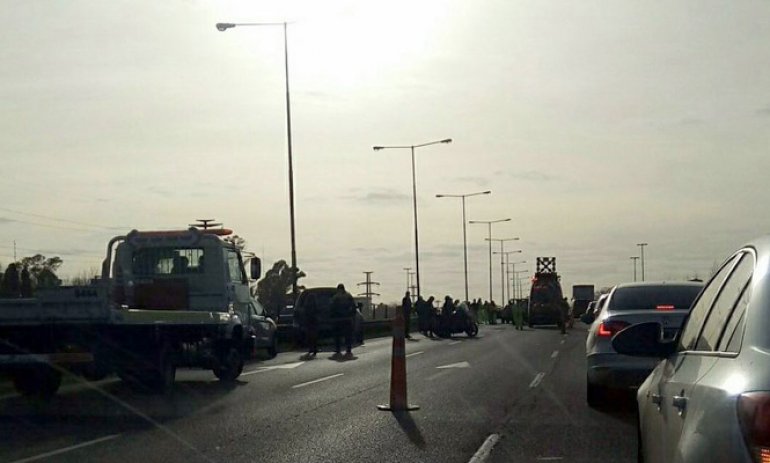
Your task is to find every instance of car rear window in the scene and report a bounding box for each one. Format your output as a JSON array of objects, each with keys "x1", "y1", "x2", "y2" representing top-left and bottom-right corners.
[{"x1": 607, "y1": 285, "x2": 702, "y2": 311}]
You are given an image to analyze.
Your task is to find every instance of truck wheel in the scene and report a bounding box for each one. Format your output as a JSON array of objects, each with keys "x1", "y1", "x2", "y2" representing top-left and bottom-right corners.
[
  {"x1": 13, "y1": 367, "x2": 62, "y2": 400},
  {"x1": 214, "y1": 346, "x2": 243, "y2": 382},
  {"x1": 266, "y1": 336, "x2": 278, "y2": 359}
]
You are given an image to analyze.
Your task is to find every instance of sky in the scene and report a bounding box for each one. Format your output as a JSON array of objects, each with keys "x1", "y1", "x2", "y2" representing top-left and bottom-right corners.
[{"x1": 2, "y1": 0, "x2": 770, "y2": 303}]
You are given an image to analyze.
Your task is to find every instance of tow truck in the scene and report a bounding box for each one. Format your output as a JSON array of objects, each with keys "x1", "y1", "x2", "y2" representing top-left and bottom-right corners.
[{"x1": 0, "y1": 224, "x2": 267, "y2": 397}]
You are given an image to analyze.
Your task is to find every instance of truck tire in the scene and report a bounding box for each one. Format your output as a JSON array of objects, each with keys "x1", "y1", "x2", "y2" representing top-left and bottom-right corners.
[
  {"x1": 13, "y1": 367, "x2": 62, "y2": 400},
  {"x1": 214, "y1": 346, "x2": 243, "y2": 382}
]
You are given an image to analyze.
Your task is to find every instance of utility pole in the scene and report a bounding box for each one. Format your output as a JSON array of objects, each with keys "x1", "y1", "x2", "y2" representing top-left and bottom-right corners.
[
  {"x1": 13, "y1": 240, "x2": 17, "y2": 262},
  {"x1": 402, "y1": 267, "x2": 412, "y2": 296},
  {"x1": 637, "y1": 243, "x2": 648, "y2": 281},
  {"x1": 357, "y1": 271, "x2": 380, "y2": 316},
  {"x1": 630, "y1": 256, "x2": 639, "y2": 282},
  {"x1": 408, "y1": 271, "x2": 417, "y2": 302}
]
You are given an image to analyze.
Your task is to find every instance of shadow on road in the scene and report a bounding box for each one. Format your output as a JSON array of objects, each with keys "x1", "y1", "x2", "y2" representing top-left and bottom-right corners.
[{"x1": 392, "y1": 410, "x2": 426, "y2": 449}]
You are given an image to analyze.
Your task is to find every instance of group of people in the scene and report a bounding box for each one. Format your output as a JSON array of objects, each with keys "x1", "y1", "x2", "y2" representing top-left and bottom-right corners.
[
  {"x1": 399, "y1": 294, "x2": 528, "y2": 336},
  {"x1": 303, "y1": 283, "x2": 357, "y2": 359}
]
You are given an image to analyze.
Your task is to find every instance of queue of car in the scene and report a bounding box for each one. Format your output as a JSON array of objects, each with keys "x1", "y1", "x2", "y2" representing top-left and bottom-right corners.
[{"x1": 582, "y1": 236, "x2": 770, "y2": 463}]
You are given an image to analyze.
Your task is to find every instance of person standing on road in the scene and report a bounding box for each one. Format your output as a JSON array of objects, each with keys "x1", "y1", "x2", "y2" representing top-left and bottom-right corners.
[
  {"x1": 512, "y1": 298, "x2": 524, "y2": 331},
  {"x1": 488, "y1": 300, "x2": 498, "y2": 325},
  {"x1": 415, "y1": 295, "x2": 427, "y2": 336},
  {"x1": 402, "y1": 291, "x2": 413, "y2": 339},
  {"x1": 330, "y1": 283, "x2": 355, "y2": 358},
  {"x1": 304, "y1": 292, "x2": 319, "y2": 357},
  {"x1": 470, "y1": 298, "x2": 480, "y2": 323}
]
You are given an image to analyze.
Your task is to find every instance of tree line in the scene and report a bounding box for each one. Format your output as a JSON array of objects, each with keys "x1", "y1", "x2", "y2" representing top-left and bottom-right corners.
[{"x1": 0, "y1": 254, "x2": 62, "y2": 298}]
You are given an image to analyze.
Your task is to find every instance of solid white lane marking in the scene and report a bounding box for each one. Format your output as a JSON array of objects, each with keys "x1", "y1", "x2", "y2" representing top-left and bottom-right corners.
[
  {"x1": 242, "y1": 361, "x2": 305, "y2": 376},
  {"x1": 448, "y1": 341, "x2": 463, "y2": 346},
  {"x1": 436, "y1": 361, "x2": 470, "y2": 369},
  {"x1": 468, "y1": 433, "x2": 501, "y2": 463},
  {"x1": 529, "y1": 372, "x2": 545, "y2": 388},
  {"x1": 551, "y1": 350, "x2": 559, "y2": 359},
  {"x1": 10, "y1": 434, "x2": 121, "y2": 463},
  {"x1": 291, "y1": 373, "x2": 344, "y2": 389},
  {"x1": 406, "y1": 351, "x2": 424, "y2": 358}
]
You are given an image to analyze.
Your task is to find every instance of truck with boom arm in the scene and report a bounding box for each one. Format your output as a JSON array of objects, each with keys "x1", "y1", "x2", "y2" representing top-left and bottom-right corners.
[{"x1": 0, "y1": 225, "x2": 270, "y2": 397}]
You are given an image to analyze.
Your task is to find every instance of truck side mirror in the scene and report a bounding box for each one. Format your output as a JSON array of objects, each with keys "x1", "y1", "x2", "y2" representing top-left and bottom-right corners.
[{"x1": 250, "y1": 257, "x2": 262, "y2": 280}]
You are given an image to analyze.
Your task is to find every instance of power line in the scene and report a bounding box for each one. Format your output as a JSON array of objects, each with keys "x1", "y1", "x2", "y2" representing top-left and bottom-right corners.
[{"x1": 0, "y1": 206, "x2": 126, "y2": 231}]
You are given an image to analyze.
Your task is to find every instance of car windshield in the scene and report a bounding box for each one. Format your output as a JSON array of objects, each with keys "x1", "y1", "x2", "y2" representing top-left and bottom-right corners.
[{"x1": 608, "y1": 285, "x2": 703, "y2": 311}]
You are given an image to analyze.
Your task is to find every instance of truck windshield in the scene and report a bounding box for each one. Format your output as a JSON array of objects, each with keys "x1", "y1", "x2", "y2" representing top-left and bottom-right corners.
[{"x1": 131, "y1": 247, "x2": 205, "y2": 276}]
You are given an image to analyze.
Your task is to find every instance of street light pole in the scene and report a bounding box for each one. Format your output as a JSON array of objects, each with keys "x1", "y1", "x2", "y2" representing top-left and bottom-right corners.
[
  {"x1": 630, "y1": 256, "x2": 639, "y2": 282},
  {"x1": 373, "y1": 139, "x2": 452, "y2": 298},
  {"x1": 436, "y1": 191, "x2": 491, "y2": 302},
  {"x1": 215, "y1": 21, "x2": 299, "y2": 297},
  {"x1": 469, "y1": 218, "x2": 511, "y2": 303},
  {"x1": 403, "y1": 267, "x2": 412, "y2": 294},
  {"x1": 637, "y1": 243, "x2": 648, "y2": 281},
  {"x1": 493, "y1": 249, "x2": 522, "y2": 303}
]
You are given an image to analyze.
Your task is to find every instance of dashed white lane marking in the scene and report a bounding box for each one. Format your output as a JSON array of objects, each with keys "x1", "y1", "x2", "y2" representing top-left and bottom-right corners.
[
  {"x1": 436, "y1": 361, "x2": 471, "y2": 369},
  {"x1": 448, "y1": 340, "x2": 463, "y2": 346},
  {"x1": 529, "y1": 372, "x2": 545, "y2": 388},
  {"x1": 551, "y1": 350, "x2": 559, "y2": 359},
  {"x1": 241, "y1": 369, "x2": 270, "y2": 377},
  {"x1": 537, "y1": 457, "x2": 564, "y2": 461},
  {"x1": 468, "y1": 433, "x2": 501, "y2": 463},
  {"x1": 560, "y1": 339, "x2": 565, "y2": 345},
  {"x1": 9, "y1": 434, "x2": 121, "y2": 463},
  {"x1": 406, "y1": 351, "x2": 424, "y2": 358},
  {"x1": 242, "y1": 361, "x2": 305, "y2": 376},
  {"x1": 292, "y1": 373, "x2": 344, "y2": 389}
]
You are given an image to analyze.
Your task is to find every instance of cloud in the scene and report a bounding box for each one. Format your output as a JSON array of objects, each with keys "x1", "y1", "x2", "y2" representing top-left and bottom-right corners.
[
  {"x1": 0, "y1": 217, "x2": 16, "y2": 225},
  {"x1": 495, "y1": 170, "x2": 556, "y2": 182},
  {"x1": 343, "y1": 188, "x2": 410, "y2": 203},
  {"x1": 755, "y1": 105, "x2": 770, "y2": 117},
  {"x1": 676, "y1": 117, "x2": 705, "y2": 126},
  {"x1": 452, "y1": 176, "x2": 489, "y2": 187}
]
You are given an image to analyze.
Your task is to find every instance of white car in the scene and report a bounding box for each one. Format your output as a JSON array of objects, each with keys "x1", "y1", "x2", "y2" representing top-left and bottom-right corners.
[{"x1": 613, "y1": 237, "x2": 769, "y2": 462}]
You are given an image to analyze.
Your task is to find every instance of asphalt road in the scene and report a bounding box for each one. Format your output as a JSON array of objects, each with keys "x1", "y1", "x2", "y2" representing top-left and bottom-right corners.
[{"x1": 0, "y1": 323, "x2": 637, "y2": 463}]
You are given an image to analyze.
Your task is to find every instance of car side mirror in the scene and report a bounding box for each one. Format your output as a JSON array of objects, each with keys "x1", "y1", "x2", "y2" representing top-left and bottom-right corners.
[
  {"x1": 250, "y1": 257, "x2": 262, "y2": 280},
  {"x1": 580, "y1": 313, "x2": 595, "y2": 324},
  {"x1": 612, "y1": 322, "x2": 676, "y2": 358}
]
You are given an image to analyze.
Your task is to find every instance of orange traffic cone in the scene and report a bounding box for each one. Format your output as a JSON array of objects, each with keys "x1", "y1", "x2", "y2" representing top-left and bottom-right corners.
[{"x1": 377, "y1": 307, "x2": 419, "y2": 411}]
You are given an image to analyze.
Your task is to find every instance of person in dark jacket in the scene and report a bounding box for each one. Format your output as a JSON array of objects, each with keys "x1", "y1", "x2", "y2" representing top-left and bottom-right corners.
[
  {"x1": 402, "y1": 291, "x2": 413, "y2": 339},
  {"x1": 329, "y1": 283, "x2": 355, "y2": 357},
  {"x1": 416, "y1": 295, "x2": 435, "y2": 337},
  {"x1": 304, "y1": 292, "x2": 319, "y2": 357}
]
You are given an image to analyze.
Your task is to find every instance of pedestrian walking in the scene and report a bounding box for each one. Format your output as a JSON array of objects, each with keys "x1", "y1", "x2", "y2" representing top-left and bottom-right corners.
[
  {"x1": 424, "y1": 296, "x2": 435, "y2": 337},
  {"x1": 304, "y1": 292, "x2": 319, "y2": 356},
  {"x1": 330, "y1": 283, "x2": 355, "y2": 358},
  {"x1": 402, "y1": 291, "x2": 413, "y2": 339},
  {"x1": 470, "y1": 298, "x2": 480, "y2": 323},
  {"x1": 489, "y1": 300, "x2": 498, "y2": 325}
]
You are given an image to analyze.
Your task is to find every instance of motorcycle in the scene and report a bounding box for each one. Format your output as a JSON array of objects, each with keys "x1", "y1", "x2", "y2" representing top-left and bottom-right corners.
[{"x1": 433, "y1": 307, "x2": 479, "y2": 338}]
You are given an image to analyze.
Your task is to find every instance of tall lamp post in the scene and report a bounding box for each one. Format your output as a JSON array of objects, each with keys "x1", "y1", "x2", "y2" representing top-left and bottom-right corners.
[
  {"x1": 215, "y1": 21, "x2": 300, "y2": 297},
  {"x1": 513, "y1": 268, "x2": 529, "y2": 299},
  {"x1": 637, "y1": 243, "x2": 648, "y2": 281},
  {"x1": 373, "y1": 139, "x2": 453, "y2": 298},
  {"x1": 469, "y1": 218, "x2": 511, "y2": 303},
  {"x1": 436, "y1": 190, "x2": 491, "y2": 302},
  {"x1": 493, "y1": 249, "x2": 522, "y2": 303},
  {"x1": 630, "y1": 256, "x2": 639, "y2": 282}
]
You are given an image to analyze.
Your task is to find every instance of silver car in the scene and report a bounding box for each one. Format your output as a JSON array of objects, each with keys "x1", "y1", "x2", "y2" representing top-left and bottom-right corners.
[
  {"x1": 583, "y1": 281, "x2": 703, "y2": 406},
  {"x1": 613, "y1": 238, "x2": 767, "y2": 462}
]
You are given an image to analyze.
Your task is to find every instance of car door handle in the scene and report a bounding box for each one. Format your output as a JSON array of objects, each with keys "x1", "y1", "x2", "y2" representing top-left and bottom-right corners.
[
  {"x1": 672, "y1": 395, "x2": 687, "y2": 413},
  {"x1": 650, "y1": 393, "x2": 663, "y2": 405}
]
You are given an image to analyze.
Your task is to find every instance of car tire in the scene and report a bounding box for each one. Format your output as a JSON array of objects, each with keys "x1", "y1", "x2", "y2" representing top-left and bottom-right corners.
[
  {"x1": 214, "y1": 346, "x2": 243, "y2": 382},
  {"x1": 587, "y1": 381, "x2": 604, "y2": 407}
]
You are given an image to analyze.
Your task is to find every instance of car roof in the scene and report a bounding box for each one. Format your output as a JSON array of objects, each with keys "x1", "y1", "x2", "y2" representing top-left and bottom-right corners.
[{"x1": 613, "y1": 281, "x2": 704, "y2": 290}]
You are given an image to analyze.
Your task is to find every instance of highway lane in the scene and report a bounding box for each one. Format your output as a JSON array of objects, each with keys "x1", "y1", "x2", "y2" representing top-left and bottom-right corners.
[{"x1": 0, "y1": 323, "x2": 637, "y2": 463}]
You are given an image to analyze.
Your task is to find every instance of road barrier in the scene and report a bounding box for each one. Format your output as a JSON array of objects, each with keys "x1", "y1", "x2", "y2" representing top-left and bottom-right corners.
[{"x1": 377, "y1": 308, "x2": 419, "y2": 412}]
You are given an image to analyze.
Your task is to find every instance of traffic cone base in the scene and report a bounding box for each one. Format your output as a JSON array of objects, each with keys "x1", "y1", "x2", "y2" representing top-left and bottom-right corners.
[{"x1": 377, "y1": 404, "x2": 420, "y2": 411}]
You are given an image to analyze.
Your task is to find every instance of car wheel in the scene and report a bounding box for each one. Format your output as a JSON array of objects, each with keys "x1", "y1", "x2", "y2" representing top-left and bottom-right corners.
[
  {"x1": 587, "y1": 381, "x2": 604, "y2": 407},
  {"x1": 214, "y1": 346, "x2": 243, "y2": 382}
]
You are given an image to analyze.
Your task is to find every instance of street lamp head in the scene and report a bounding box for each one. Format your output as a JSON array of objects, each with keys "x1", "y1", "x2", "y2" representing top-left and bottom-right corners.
[
  {"x1": 482, "y1": 190, "x2": 491, "y2": 195},
  {"x1": 372, "y1": 146, "x2": 384, "y2": 151},
  {"x1": 441, "y1": 138, "x2": 453, "y2": 144},
  {"x1": 216, "y1": 23, "x2": 236, "y2": 31}
]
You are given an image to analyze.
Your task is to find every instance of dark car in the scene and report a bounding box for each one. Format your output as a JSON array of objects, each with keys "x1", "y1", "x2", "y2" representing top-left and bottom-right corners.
[{"x1": 292, "y1": 287, "x2": 364, "y2": 345}]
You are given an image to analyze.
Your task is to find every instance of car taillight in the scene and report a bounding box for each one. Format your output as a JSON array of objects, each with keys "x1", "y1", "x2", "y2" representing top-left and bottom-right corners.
[
  {"x1": 738, "y1": 392, "x2": 770, "y2": 463},
  {"x1": 656, "y1": 304, "x2": 675, "y2": 311},
  {"x1": 597, "y1": 320, "x2": 630, "y2": 337}
]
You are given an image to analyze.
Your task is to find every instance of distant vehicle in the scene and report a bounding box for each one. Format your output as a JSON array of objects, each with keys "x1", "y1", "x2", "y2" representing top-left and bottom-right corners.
[
  {"x1": 0, "y1": 225, "x2": 267, "y2": 397},
  {"x1": 528, "y1": 257, "x2": 568, "y2": 333},
  {"x1": 582, "y1": 281, "x2": 703, "y2": 407},
  {"x1": 433, "y1": 304, "x2": 478, "y2": 338},
  {"x1": 572, "y1": 284, "x2": 595, "y2": 318},
  {"x1": 613, "y1": 240, "x2": 765, "y2": 462},
  {"x1": 293, "y1": 287, "x2": 364, "y2": 345}
]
